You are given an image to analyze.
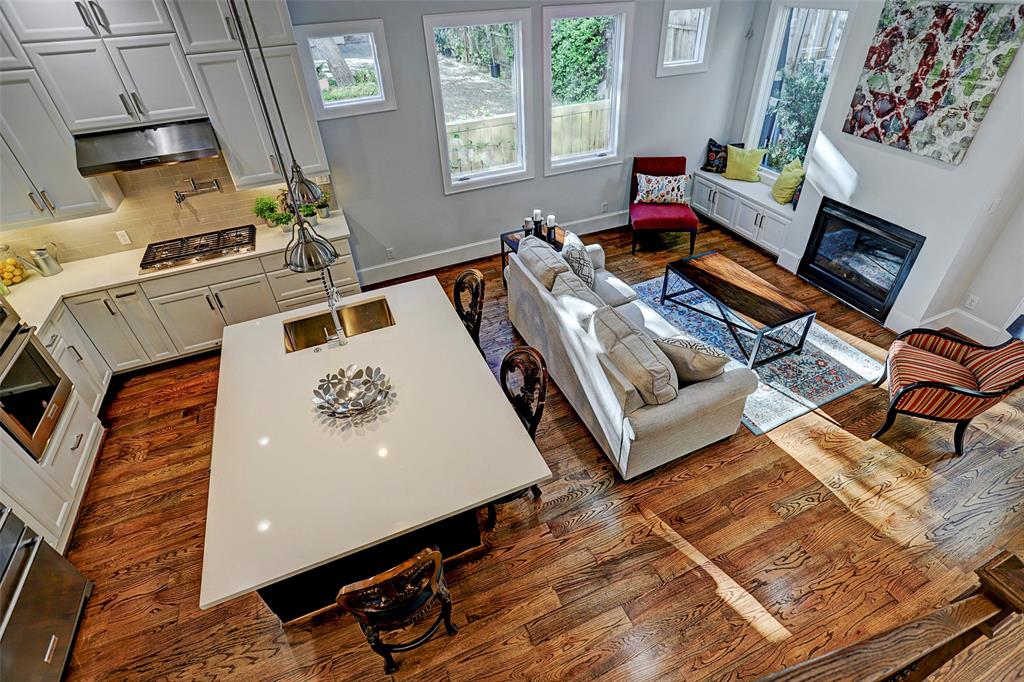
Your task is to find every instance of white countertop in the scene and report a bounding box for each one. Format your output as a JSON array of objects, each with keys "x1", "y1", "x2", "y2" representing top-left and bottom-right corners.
[
  {"x1": 1, "y1": 215, "x2": 350, "y2": 328},
  {"x1": 199, "y1": 277, "x2": 552, "y2": 609}
]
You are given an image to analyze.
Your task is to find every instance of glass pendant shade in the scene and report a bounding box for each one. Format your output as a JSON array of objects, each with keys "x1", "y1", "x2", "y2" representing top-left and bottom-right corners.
[
  {"x1": 288, "y1": 160, "x2": 324, "y2": 207},
  {"x1": 285, "y1": 223, "x2": 338, "y2": 273}
]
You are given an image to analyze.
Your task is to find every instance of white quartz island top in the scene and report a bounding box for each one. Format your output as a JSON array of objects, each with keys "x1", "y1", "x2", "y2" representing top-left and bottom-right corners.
[
  {"x1": 2, "y1": 215, "x2": 350, "y2": 328},
  {"x1": 200, "y1": 277, "x2": 552, "y2": 609}
]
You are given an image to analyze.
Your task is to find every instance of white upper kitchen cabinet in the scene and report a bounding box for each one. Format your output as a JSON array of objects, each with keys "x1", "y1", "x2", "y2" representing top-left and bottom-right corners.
[
  {"x1": 0, "y1": 0, "x2": 173, "y2": 41},
  {"x1": 105, "y1": 34, "x2": 205, "y2": 123},
  {"x1": 253, "y1": 46, "x2": 328, "y2": 177},
  {"x1": 23, "y1": 39, "x2": 137, "y2": 131},
  {"x1": 0, "y1": 10, "x2": 30, "y2": 69},
  {"x1": 0, "y1": 137, "x2": 47, "y2": 226},
  {"x1": 167, "y1": 0, "x2": 293, "y2": 54},
  {"x1": 80, "y1": 0, "x2": 174, "y2": 36},
  {"x1": 0, "y1": 69, "x2": 122, "y2": 222},
  {"x1": 187, "y1": 50, "x2": 282, "y2": 188}
]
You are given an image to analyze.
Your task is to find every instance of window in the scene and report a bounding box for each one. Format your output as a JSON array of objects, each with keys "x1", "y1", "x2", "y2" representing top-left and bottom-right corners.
[
  {"x1": 543, "y1": 3, "x2": 634, "y2": 175},
  {"x1": 744, "y1": 2, "x2": 849, "y2": 173},
  {"x1": 294, "y1": 19, "x2": 397, "y2": 120},
  {"x1": 657, "y1": 0, "x2": 718, "y2": 77},
  {"x1": 423, "y1": 9, "x2": 534, "y2": 194}
]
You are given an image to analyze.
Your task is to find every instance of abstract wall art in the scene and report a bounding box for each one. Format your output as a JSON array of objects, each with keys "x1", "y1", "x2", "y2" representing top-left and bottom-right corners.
[{"x1": 842, "y1": 0, "x2": 1024, "y2": 165}]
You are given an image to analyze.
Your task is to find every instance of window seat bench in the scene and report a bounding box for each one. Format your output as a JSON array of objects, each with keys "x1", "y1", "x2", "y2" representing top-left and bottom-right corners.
[{"x1": 690, "y1": 170, "x2": 796, "y2": 255}]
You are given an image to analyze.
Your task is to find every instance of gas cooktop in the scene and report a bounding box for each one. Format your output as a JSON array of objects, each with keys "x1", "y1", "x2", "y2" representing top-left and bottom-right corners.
[{"x1": 139, "y1": 225, "x2": 256, "y2": 274}]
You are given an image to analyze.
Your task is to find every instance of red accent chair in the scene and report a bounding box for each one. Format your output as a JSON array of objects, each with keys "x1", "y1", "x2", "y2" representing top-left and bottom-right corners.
[
  {"x1": 873, "y1": 321, "x2": 1024, "y2": 454},
  {"x1": 629, "y1": 156, "x2": 700, "y2": 255}
]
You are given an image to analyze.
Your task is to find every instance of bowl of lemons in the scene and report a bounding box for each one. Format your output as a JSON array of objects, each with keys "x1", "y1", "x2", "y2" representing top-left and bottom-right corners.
[{"x1": 2, "y1": 257, "x2": 27, "y2": 289}]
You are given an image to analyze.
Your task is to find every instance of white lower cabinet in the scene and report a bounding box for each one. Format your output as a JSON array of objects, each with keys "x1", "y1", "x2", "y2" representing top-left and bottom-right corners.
[
  {"x1": 209, "y1": 273, "x2": 278, "y2": 325},
  {"x1": 150, "y1": 286, "x2": 226, "y2": 353},
  {"x1": 40, "y1": 393, "x2": 102, "y2": 496},
  {"x1": 66, "y1": 291, "x2": 151, "y2": 371},
  {"x1": 109, "y1": 284, "x2": 177, "y2": 361},
  {"x1": 733, "y1": 200, "x2": 762, "y2": 241},
  {"x1": 53, "y1": 339, "x2": 104, "y2": 415},
  {"x1": 691, "y1": 172, "x2": 793, "y2": 257}
]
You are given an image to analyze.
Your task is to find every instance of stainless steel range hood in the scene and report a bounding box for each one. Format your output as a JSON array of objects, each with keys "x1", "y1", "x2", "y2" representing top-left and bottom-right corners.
[{"x1": 75, "y1": 119, "x2": 220, "y2": 176}]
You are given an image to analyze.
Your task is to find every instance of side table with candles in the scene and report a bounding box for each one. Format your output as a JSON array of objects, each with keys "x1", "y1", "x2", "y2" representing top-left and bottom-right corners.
[{"x1": 500, "y1": 226, "x2": 566, "y2": 288}]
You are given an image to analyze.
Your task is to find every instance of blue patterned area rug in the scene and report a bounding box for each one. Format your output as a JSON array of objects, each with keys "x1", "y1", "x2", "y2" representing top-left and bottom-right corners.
[{"x1": 632, "y1": 277, "x2": 883, "y2": 435}]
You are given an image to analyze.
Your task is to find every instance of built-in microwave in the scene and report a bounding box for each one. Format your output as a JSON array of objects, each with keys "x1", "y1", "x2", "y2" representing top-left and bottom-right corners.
[{"x1": 0, "y1": 300, "x2": 72, "y2": 461}]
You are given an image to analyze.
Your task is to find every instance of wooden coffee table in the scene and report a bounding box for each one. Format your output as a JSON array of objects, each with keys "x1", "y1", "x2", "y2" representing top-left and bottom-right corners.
[{"x1": 660, "y1": 251, "x2": 816, "y2": 368}]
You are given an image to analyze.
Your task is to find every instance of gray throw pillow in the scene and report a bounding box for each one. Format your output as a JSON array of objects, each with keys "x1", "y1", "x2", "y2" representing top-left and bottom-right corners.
[
  {"x1": 655, "y1": 335, "x2": 730, "y2": 382},
  {"x1": 518, "y1": 236, "x2": 569, "y2": 289},
  {"x1": 561, "y1": 231, "x2": 595, "y2": 289},
  {"x1": 590, "y1": 306, "x2": 678, "y2": 405}
]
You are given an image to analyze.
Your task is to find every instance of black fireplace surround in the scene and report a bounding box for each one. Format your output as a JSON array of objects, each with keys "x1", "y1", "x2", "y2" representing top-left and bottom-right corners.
[{"x1": 798, "y1": 198, "x2": 925, "y2": 322}]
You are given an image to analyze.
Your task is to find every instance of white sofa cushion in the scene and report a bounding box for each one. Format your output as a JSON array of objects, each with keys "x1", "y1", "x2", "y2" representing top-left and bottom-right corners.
[
  {"x1": 551, "y1": 271, "x2": 604, "y2": 327},
  {"x1": 562, "y1": 231, "x2": 595, "y2": 288},
  {"x1": 655, "y1": 335, "x2": 730, "y2": 382},
  {"x1": 593, "y1": 270, "x2": 638, "y2": 307},
  {"x1": 518, "y1": 236, "x2": 569, "y2": 289},
  {"x1": 590, "y1": 306, "x2": 678, "y2": 405}
]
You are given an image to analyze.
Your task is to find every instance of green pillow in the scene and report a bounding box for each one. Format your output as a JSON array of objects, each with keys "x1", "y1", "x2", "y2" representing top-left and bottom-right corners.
[
  {"x1": 723, "y1": 145, "x2": 767, "y2": 182},
  {"x1": 771, "y1": 158, "x2": 806, "y2": 204}
]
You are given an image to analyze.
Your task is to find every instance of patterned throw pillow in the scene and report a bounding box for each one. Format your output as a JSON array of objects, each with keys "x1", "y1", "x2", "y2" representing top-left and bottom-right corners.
[
  {"x1": 561, "y1": 230, "x2": 595, "y2": 288},
  {"x1": 790, "y1": 180, "x2": 803, "y2": 209},
  {"x1": 654, "y1": 335, "x2": 730, "y2": 382},
  {"x1": 701, "y1": 138, "x2": 745, "y2": 174},
  {"x1": 635, "y1": 174, "x2": 687, "y2": 204}
]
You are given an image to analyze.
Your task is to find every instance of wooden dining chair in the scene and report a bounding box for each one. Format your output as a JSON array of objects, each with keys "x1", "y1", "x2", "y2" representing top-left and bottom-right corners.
[
  {"x1": 336, "y1": 547, "x2": 457, "y2": 674},
  {"x1": 487, "y1": 346, "x2": 547, "y2": 530},
  {"x1": 454, "y1": 269, "x2": 485, "y2": 352}
]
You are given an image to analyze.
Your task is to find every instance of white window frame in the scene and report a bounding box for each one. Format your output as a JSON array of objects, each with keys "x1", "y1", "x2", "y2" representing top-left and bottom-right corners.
[
  {"x1": 656, "y1": 0, "x2": 719, "y2": 77},
  {"x1": 293, "y1": 19, "x2": 397, "y2": 120},
  {"x1": 543, "y1": 2, "x2": 634, "y2": 176},
  {"x1": 740, "y1": 0, "x2": 855, "y2": 181},
  {"x1": 422, "y1": 9, "x2": 534, "y2": 195}
]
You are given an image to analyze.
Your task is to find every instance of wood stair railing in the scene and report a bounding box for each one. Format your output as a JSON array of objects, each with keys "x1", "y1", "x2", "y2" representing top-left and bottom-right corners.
[{"x1": 758, "y1": 551, "x2": 1024, "y2": 682}]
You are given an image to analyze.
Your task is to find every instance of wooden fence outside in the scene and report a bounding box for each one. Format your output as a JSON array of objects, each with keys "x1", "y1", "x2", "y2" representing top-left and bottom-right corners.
[{"x1": 446, "y1": 100, "x2": 611, "y2": 176}]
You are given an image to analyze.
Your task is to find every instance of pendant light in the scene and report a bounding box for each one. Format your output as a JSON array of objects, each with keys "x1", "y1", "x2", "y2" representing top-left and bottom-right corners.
[{"x1": 228, "y1": 0, "x2": 337, "y2": 274}]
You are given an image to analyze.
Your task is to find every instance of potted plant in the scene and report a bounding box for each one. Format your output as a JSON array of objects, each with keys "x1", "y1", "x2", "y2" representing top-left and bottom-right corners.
[
  {"x1": 299, "y1": 203, "x2": 318, "y2": 226},
  {"x1": 276, "y1": 188, "x2": 293, "y2": 213},
  {"x1": 253, "y1": 196, "x2": 277, "y2": 228},
  {"x1": 272, "y1": 211, "x2": 294, "y2": 233},
  {"x1": 315, "y1": 191, "x2": 331, "y2": 219}
]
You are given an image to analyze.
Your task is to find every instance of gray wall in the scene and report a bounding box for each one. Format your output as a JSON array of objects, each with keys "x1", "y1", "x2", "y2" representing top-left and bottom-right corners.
[{"x1": 288, "y1": 0, "x2": 758, "y2": 283}]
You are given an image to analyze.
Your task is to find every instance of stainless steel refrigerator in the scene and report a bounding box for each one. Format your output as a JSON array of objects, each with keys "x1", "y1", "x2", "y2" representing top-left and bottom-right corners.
[{"x1": 0, "y1": 506, "x2": 91, "y2": 681}]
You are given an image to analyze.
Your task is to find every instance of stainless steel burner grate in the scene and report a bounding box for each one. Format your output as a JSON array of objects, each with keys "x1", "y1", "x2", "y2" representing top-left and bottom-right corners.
[{"x1": 139, "y1": 225, "x2": 256, "y2": 274}]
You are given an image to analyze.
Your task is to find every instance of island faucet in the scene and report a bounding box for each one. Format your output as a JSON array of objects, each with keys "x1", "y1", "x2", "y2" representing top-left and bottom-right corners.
[{"x1": 321, "y1": 267, "x2": 347, "y2": 347}]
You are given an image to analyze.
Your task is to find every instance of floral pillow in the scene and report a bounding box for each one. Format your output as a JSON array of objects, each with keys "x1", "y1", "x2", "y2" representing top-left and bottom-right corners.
[
  {"x1": 635, "y1": 174, "x2": 687, "y2": 204},
  {"x1": 701, "y1": 138, "x2": 744, "y2": 174}
]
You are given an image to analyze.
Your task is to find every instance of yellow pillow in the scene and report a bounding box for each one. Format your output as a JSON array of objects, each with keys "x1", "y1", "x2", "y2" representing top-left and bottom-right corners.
[
  {"x1": 723, "y1": 146, "x2": 767, "y2": 182},
  {"x1": 771, "y1": 158, "x2": 805, "y2": 204}
]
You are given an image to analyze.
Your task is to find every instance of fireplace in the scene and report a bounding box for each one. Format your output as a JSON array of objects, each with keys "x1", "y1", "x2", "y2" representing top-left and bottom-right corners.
[{"x1": 798, "y1": 198, "x2": 925, "y2": 322}]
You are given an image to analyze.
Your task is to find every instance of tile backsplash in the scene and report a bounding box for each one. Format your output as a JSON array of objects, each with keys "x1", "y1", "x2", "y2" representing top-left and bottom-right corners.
[{"x1": 1, "y1": 157, "x2": 289, "y2": 263}]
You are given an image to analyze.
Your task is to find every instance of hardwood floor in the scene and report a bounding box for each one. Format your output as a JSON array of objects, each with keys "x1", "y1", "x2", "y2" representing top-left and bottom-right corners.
[{"x1": 64, "y1": 226, "x2": 1024, "y2": 681}]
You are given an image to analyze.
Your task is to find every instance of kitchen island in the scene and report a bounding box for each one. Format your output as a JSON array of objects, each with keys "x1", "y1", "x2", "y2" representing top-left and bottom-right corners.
[{"x1": 200, "y1": 277, "x2": 551, "y2": 621}]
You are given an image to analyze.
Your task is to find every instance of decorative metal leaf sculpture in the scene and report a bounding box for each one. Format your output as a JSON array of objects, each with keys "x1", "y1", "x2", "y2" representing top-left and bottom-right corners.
[{"x1": 312, "y1": 365, "x2": 396, "y2": 423}]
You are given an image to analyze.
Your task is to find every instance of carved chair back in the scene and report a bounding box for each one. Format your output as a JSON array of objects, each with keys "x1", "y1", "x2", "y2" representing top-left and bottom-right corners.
[
  {"x1": 337, "y1": 547, "x2": 443, "y2": 628},
  {"x1": 500, "y1": 346, "x2": 548, "y2": 440},
  {"x1": 454, "y1": 269, "x2": 485, "y2": 348}
]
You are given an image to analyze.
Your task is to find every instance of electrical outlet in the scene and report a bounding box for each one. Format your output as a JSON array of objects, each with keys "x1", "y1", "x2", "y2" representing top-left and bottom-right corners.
[
  {"x1": 115, "y1": 230, "x2": 131, "y2": 245},
  {"x1": 965, "y1": 293, "x2": 980, "y2": 310},
  {"x1": 600, "y1": 202, "x2": 608, "y2": 213},
  {"x1": 385, "y1": 248, "x2": 395, "y2": 261}
]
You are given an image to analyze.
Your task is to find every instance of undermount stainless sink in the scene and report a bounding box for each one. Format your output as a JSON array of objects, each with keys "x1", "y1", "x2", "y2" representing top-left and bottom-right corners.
[{"x1": 283, "y1": 297, "x2": 395, "y2": 353}]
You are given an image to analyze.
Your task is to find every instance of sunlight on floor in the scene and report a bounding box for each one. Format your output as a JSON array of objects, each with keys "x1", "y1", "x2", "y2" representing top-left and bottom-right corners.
[{"x1": 638, "y1": 506, "x2": 793, "y2": 643}]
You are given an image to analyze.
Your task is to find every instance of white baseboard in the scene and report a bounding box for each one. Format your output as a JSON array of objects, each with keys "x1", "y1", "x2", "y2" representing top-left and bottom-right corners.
[
  {"x1": 776, "y1": 249, "x2": 801, "y2": 273},
  {"x1": 357, "y1": 210, "x2": 628, "y2": 285},
  {"x1": 919, "y1": 308, "x2": 1007, "y2": 345}
]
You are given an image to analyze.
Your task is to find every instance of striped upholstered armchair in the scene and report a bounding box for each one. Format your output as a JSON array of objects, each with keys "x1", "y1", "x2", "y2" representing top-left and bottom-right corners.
[{"x1": 872, "y1": 320, "x2": 1024, "y2": 454}]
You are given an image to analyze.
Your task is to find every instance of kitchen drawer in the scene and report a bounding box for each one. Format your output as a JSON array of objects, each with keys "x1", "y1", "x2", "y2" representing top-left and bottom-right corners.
[
  {"x1": 258, "y1": 237, "x2": 351, "y2": 272},
  {"x1": 266, "y1": 256, "x2": 358, "y2": 301},
  {"x1": 41, "y1": 394, "x2": 101, "y2": 495},
  {"x1": 140, "y1": 258, "x2": 264, "y2": 298},
  {"x1": 0, "y1": 432, "x2": 68, "y2": 537},
  {"x1": 276, "y1": 284, "x2": 361, "y2": 312}
]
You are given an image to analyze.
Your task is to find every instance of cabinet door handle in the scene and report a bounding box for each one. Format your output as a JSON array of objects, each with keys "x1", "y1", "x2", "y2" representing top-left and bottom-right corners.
[
  {"x1": 119, "y1": 93, "x2": 135, "y2": 118},
  {"x1": 69, "y1": 345, "x2": 84, "y2": 362},
  {"x1": 305, "y1": 277, "x2": 321, "y2": 283},
  {"x1": 75, "y1": 1, "x2": 99, "y2": 34},
  {"x1": 205, "y1": 294, "x2": 215, "y2": 311},
  {"x1": 40, "y1": 190, "x2": 56, "y2": 212},
  {"x1": 214, "y1": 292, "x2": 224, "y2": 309},
  {"x1": 28, "y1": 192, "x2": 45, "y2": 213},
  {"x1": 103, "y1": 298, "x2": 117, "y2": 316},
  {"x1": 130, "y1": 92, "x2": 145, "y2": 117},
  {"x1": 44, "y1": 333, "x2": 59, "y2": 349},
  {"x1": 224, "y1": 15, "x2": 237, "y2": 41},
  {"x1": 268, "y1": 154, "x2": 279, "y2": 174},
  {"x1": 70, "y1": 433, "x2": 85, "y2": 451},
  {"x1": 114, "y1": 291, "x2": 136, "y2": 298},
  {"x1": 88, "y1": 1, "x2": 108, "y2": 32},
  {"x1": 44, "y1": 634, "x2": 59, "y2": 663}
]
